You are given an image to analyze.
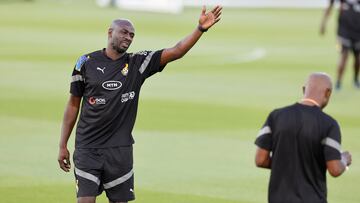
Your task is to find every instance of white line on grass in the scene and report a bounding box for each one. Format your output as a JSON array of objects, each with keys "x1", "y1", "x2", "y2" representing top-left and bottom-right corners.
[
  {"x1": 227, "y1": 47, "x2": 267, "y2": 64},
  {"x1": 190, "y1": 47, "x2": 267, "y2": 64}
]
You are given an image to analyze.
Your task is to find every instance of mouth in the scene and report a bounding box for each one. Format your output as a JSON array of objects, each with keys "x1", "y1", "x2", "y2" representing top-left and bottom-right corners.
[{"x1": 121, "y1": 41, "x2": 130, "y2": 48}]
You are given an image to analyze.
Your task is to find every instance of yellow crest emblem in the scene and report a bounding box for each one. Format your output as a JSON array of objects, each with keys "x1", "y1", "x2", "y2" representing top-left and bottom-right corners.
[{"x1": 121, "y1": 63, "x2": 129, "y2": 76}]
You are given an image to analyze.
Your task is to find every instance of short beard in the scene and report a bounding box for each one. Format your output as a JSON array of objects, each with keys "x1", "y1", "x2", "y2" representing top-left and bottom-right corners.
[{"x1": 111, "y1": 42, "x2": 127, "y2": 54}]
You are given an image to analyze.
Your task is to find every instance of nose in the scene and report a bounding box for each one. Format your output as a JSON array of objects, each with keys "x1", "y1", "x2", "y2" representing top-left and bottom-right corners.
[
  {"x1": 125, "y1": 33, "x2": 133, "y2": 41},
  {"x1": 125, "y1": 35, "x2": 132, "y2": 41}
]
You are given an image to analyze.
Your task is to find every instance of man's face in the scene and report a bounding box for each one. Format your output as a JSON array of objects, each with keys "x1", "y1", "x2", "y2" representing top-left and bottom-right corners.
[{"x1": 109, "y1": 24, "x2": 135, "y2": 54}]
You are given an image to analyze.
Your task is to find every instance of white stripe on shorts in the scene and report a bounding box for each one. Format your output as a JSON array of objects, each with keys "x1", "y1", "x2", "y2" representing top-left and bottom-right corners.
[
  {"x1": 74, "y1": 167, "x2": 100, "y2": 185},
  {"x1": 103, "y1": 169, "x2": 134, "y2": 189}
]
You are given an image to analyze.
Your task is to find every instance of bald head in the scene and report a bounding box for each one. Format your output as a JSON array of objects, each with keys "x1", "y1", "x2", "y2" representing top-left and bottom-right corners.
[
  {"x1": 107, "y1": 19, "x2": 135, "y2": 54},
  {"x1": 110, "y1": 19, "x2": 134, "y2": 31},
  {"x1": 303, "y1": 72, "x2": 333, "y2": 109}
]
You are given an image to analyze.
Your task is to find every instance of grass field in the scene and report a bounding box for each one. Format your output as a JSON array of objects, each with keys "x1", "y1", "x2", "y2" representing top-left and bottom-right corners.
[{"x1": 0, "y1": 0, "x2": 359, "y2": 202}]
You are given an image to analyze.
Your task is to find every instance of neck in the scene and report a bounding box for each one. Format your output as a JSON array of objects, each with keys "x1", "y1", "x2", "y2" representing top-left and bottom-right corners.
[
  {"x1": 301, "y1": 98, "x2": 320, "y2": 107},
  {"x1": 105, "y1": 47, "x2": 125, "y2": 60}
]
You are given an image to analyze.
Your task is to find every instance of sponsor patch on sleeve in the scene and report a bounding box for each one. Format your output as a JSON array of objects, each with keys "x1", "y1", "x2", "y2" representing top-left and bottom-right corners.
[
  {"x1": 135, "y1": 51, "x2": 150, "y2": 56},
  {"x1": 75, "y1": 55, "x2": 89, "y2": 71}
]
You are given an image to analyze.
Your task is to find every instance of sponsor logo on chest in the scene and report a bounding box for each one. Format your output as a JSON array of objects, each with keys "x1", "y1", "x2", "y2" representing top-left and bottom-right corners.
[
  {"x1": 89, "y1": 97, "x2": 106, "y2": 105},
  {"x1": 102, "y1": 81, "x2": 122, "y2": 90}
]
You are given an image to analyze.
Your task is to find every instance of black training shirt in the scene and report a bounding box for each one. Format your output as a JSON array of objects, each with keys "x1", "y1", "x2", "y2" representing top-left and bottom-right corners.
[
  {"x1": 255, "y1": 103, "x2": 342, "y2": 203},
  {"x1": 70, "y1": 49, "x2": 164, "y2": 148},
  {"x1": 338, "y1": 0, "x2": 360, "y2": 40}
]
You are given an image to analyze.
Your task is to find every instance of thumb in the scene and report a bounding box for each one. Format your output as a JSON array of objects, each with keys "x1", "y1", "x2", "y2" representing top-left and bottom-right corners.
[
  {"x1": 66, "y1": 157, "x2": 71, "y2": 165},
  {"x1": 201, "y1": 5, "x2": 206, "y2": 15}
]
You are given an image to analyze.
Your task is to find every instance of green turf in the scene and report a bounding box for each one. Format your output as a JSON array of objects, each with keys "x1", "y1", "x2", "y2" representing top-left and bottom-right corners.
[{"x1": 0, "y1": 0, "x2": 359, "y2": 202}]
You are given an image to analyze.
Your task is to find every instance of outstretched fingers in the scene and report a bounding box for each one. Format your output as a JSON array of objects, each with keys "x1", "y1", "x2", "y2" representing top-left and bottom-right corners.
[
  {"x1": 215, "y1": 11, "x2": 222, "y2": 19},
  {"x1": 212, "y1": 6, "x2": 222, "y2": 23},
  {"x1": 202, "y1": 5, "x2": 206, "y2": 15},
  {"x1": 214, "y1": 17, "x2": 221, "y2": 24},
  {"x1": 198, "y1": 5, "x2": 222, "y2": 28},
  {"x1": 211, "y1": 5, "x2": 222, "y2": 16}
]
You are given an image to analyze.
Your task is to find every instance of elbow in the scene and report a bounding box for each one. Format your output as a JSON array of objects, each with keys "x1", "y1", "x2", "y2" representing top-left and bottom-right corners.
[
  {"x1": 328, "y1": 168, "x2": 343, "y2": 177},
  {"x1": 255, "y1": 148, "x2": 271, "y2": 169},
  {"x1": 255, "y1": 157, "x2": 270, "y2": 168},
  {"x1": 172, "y1": 52, "x2": 184, "y2": 60},
  {"x1": 327, "y1": 160, "x2": 347, "y2": 177},
  {"x1": 255, "y1": 162, "x2": 264, "y2": 168},
  {"x1": 329, "y1": 172, "x2": 342, "y2": 178},
  {"x1": 255, "y1": 157, "x2": 263, "y2": 167}
]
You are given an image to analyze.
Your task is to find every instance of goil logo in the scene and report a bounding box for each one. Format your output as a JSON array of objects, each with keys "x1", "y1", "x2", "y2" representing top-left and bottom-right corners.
[
  {"x1": 89, "y1": 97, "x2": 106, "y2": 105},
  {"x1": 102, "y1": 81, "x2": 122, "y2": 90}
]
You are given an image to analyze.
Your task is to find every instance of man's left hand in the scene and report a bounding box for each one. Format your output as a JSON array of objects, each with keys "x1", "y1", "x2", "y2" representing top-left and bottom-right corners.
[{"x1": 199, "y1": 5, "x2": 222, "y2": 31}]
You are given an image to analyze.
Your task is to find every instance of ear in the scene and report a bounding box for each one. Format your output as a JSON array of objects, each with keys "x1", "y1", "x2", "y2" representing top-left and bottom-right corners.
[
  {"x1": 325, "y1": 88, "x2": 332, "y2": 99},
  {"x1": 108, "y1": 28, "x2": 113, "y2": 39}
]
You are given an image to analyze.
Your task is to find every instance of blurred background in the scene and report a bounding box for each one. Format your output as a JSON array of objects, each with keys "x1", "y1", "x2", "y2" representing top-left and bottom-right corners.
[{"x1": 0, "y1": 0, "x2": 359, "y2": 202}]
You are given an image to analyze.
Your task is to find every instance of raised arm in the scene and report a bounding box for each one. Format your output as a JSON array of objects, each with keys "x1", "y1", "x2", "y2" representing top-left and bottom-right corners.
[
  {"x1": 58, "y1": 95, "x2": 81, "y2": 172},
  {"x1": 160, "y1": 5, "x2": 222, "y2": 66},
  {"x1": 320, "y1": 0, "x2": 335, "y2": 35}
]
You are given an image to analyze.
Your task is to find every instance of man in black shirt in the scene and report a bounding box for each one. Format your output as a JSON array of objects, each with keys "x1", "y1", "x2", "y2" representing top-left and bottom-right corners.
[
  {"x1": 255, "y1": 73, "x2": 352, "y2": 203},
  {"x1": 58, "y1": 6, "x2": 222, "y2": 203},
  {"x1": 320, "y1": 0, "x2": 360, "y2": 89}
]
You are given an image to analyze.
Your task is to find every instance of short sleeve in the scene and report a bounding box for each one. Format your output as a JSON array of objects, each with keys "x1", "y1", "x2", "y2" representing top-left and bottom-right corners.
[
  {"x1": 255, "y1": 112, "x2": 273, "y2": 151},
  {"x1": 322, "y1": 120, "x2": 342, "y2": 161},
  {"x1": 70, "y1": 55, "x2": 87, "y2": 97},
  {"x1": 137, "y1": 50, "x2": 165, "y2": 79}
]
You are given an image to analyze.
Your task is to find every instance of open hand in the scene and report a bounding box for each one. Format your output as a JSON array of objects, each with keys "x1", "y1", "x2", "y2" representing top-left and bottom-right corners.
[{"x1": 199, "y1": 5, "x2": 222, "y2": 30}]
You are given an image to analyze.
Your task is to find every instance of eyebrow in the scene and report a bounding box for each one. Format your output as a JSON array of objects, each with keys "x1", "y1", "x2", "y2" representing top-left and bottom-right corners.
[{"x1": 120, "y1": 27, "x2": 135, "y2": 35}]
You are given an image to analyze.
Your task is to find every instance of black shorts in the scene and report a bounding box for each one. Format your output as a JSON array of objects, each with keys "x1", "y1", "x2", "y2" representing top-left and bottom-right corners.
[
  {"x1": 73, "y1": 146, "x2": 135, "y2": 202},
  {"x1": 338, "y1": 36, "x2": 360, "y2": 53}
]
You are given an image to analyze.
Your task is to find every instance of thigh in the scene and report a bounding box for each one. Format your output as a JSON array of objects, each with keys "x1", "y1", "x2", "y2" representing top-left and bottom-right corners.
[
  {"x1": 73, "y1": 148, "x2": 104, "y2": 198},
  {"x1": 338, "y1": 36, "x2": 353, "y2": 52},
  {"x1": 101, "y1": 146, "x2": 135, "y2": 202}
]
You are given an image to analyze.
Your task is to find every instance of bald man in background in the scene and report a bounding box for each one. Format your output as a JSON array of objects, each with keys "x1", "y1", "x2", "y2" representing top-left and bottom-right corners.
[
  {"x1": 58, "y1": 6, "x2": 222, "y2": 203},
  {"x1": 255, "y1": 73, "x2": 352, "y2": 203}
]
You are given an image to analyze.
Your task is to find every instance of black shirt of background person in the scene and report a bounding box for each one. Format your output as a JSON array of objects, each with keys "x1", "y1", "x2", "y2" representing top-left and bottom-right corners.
[{"x1": 255, "y1": 103, "x2": 341, "y2": 203}]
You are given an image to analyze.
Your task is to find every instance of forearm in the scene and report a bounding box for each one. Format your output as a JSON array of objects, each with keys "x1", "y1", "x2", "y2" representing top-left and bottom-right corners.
[
  {"x1": 327, "y1": 160, "x2": 346, "y2": 177},
  {"x1": 160, "y1": 26, "x2": 203, "y2": 65},
  {"x1": 59, "y1": 97, "x2": 80, "y2": 148},
  {"x1": 262, "y1": 158, "x2": 271, "y2": 169},
  {"x1": 59, "y1": 121, "x2": 75, "y2": 148},
  {"x1": 321, "y1": 4, "x2": 334, "y2": 24},
  {"x1": 256, "y1": 157, "x2": 272, "y2": 169},
  {"x1": 322, "y1": 9, "x2": 332, "y2": 22},
  {"x1": 255, "y1": 148, "x2": 272, "y2": 169},
  {"x1": 160, "y1": 5, "x2": 221, "y2": 66},
  {"x1": 174, "y1": 27, "x2": 203, "y2": 57}
]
